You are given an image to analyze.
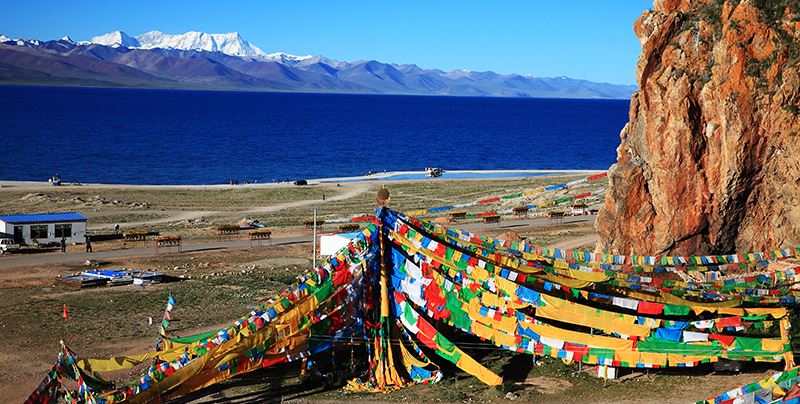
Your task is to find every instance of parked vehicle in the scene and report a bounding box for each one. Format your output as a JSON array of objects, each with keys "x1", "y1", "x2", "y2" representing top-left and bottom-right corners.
[
  {"x1": 425, "y1": 167, "x2": 444, "y2": 177},
  {"x1": 0, "y1": 238, "x2": 20, "y2": 254}
]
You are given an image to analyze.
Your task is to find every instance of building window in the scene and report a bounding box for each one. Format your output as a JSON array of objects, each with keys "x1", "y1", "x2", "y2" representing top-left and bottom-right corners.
[
  {"x1": 55, "y1": 224, "x2": 72, "y2": 238},
  {"x1": 30, "y1": 224, "x2": 48, "y2": 239}
]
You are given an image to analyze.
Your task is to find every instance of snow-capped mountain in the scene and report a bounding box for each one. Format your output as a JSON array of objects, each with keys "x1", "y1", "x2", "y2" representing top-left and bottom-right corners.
[
  {"x1": 5, "y1": 37, "x2": 41, "y2": 47},
  {"x1": 295, "y1": 55, "x2": 348, "y2": 69},
  {"x1": 133, "y1": 31, "x2": 268, "y2": 59},
  {"x1": 264, "y1": 52, "x2": 313, "y2": 64},
  {"x1": 89, "y1": 30, "x2": 140, "y2": 48},
  {"x1": 87, "y1": 30, "x2": 315, "y2": 61},
  {"x1": 0, "y1": 31, "x2": 637, "y2": 99}
]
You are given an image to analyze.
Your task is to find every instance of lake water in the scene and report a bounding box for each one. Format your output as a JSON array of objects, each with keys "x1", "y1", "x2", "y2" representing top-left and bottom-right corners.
[{"x1": 0, "y1": 86, "x2": 629, "y2": 184}]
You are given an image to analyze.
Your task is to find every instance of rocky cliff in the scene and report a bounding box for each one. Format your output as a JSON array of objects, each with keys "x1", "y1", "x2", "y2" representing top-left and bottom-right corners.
[{"x1": 597, "y1": 0, "x2": 800, "y2": 255}]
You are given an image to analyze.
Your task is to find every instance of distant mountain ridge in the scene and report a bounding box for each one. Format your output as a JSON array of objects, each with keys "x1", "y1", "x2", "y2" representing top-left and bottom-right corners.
[
  {"x1": 89, "y1": 30, "x2": 282, "y2": 60},
  {"x1": 0, "y1": 31, "x2": 637, "y2": 99}
]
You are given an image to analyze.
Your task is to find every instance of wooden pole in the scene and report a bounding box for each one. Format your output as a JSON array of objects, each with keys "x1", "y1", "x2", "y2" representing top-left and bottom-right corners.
[{"x1": 312, "y1": 209, "x2": 317, "y2": 269}]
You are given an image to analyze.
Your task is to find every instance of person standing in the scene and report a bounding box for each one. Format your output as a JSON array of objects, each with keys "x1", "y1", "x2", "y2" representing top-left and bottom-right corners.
[
  {"x1": 85, "y1": 235, "x2": 92, "y2": 253},
  {"x1": 60, "y1": 236, "x2": 67, "y2": 253}
]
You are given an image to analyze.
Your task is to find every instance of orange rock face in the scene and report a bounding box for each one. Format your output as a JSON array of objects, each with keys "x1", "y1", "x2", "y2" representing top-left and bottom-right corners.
[{"x1": 597, "y1": 0, "x2": 800, "y2": 255}]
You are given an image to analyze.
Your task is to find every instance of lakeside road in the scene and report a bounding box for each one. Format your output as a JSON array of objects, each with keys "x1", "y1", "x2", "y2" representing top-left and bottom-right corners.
[
  {"x1": 0, "y1": 215, "x2": 597, "y2": 270},
  {"x1": 0, "y1": 169, "x2": 605, "y2": 190}
]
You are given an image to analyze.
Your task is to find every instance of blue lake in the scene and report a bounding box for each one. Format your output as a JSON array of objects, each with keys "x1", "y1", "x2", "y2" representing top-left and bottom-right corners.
[{"x1": 0, "y1": 86, "x2": 629, "y2": 184}]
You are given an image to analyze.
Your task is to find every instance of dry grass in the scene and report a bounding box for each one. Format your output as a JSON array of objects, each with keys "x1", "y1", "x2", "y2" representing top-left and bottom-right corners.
[
  {"x1": 0, "y1": 217, "x2": 774, "y2": 403},
  {"x1": 0, "y1": 175, "x2": 619, "y2": 402},
  {"x1": 0, "y1": 185, "x2": 341, "y2": 213},
  {"x1": 0, "y1": 244, "x2": 315, "y2": 397},
  {"x1": 0, "y1": 175, "x2": 605, "y2": 239}
]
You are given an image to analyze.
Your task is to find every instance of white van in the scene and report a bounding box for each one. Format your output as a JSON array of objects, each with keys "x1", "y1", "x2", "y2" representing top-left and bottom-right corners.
[{"x1": 0, "y1": 238, "x2": 20, "y2": 254}]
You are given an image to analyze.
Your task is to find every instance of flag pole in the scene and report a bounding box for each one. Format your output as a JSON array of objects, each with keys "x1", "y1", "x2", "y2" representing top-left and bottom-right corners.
[{"x1": 312, "y1": 208, "x2": 317, "y2": 269}]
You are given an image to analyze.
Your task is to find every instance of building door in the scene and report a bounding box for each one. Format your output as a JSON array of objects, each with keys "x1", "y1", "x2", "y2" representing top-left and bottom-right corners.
[{"x1": 13, "y1": 226, "x2": 23, "y2": 244}]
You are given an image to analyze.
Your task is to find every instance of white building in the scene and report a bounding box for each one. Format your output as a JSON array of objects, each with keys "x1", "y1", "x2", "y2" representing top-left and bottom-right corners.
[
  {"x1": 0, "y1": 212, "x2": 87, "y2": 245},
  {"x1": 318, "y1": 232, "x2": 360, "y2": 256}
]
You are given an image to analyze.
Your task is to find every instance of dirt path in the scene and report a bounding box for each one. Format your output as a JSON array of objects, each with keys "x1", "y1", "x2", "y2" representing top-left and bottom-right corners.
[
  {"x1": 89, "y1": 183, "x2": 372, "y2": 230},
  {"x1": 243, "y1": 183, "x2": 371, "y2": 214}
]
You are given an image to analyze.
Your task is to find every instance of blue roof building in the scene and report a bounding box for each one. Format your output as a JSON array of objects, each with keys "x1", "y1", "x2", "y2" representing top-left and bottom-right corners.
[
  {"x1": 0, "y1": 212, "x2": 87, "y2": 224},
  {"x1": 0, "y1": 212, "x2": 88, "y2": 245}
]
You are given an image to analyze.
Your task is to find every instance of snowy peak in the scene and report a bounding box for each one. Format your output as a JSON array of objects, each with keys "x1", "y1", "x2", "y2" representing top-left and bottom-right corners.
[
  {"x1": 295, "y1": 55, "x2": 347, "y2": 69},
  {"x1": 264, "y1": 52, "x2": 313, "y2": 64},
  {"x1": 7, "y1": 37, "x2": 41, "y2": 47},
  {"x1": 209, "y1": 32, "x2": 267, "y2": 58},
  {"x1": 90, "y1": 30, "x2": 140, "y2": 48},
  {"x1": 60, "y1": 36, "x2": 75, "y2": 44},
  {"x1": 0, "y1": 30, "x2": 638, "y2": 99},
  {"x1": 133, "y1": 30, "x2": 267, "y2": 59},
  {"x1": 87, "y1": 30, "x2": 315, "y2": 61}
]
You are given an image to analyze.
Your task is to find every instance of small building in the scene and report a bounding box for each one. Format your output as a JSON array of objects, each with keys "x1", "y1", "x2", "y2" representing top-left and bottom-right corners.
[
  {"x1": 0, "y1": 212, "x2": 87, "y2": 245},
  {"x1": 319, "y1": 232, "x2": 360, "y2": 257}
]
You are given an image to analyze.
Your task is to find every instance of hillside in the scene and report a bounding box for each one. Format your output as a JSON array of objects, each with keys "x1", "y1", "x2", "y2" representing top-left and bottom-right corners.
[{"x1": 596, "y1": 0, "x2": 800, "y2": 254}]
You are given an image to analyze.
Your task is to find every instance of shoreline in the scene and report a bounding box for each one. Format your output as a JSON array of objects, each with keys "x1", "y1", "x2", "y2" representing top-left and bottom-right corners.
[{"x1": 0, "y1": 169, "x2": 607, "y2": 190}]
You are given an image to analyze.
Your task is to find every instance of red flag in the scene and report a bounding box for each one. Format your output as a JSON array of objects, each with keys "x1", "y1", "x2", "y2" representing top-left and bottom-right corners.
[{"x1": 62, "y1": 304, "x2": 69, "y2": 321}]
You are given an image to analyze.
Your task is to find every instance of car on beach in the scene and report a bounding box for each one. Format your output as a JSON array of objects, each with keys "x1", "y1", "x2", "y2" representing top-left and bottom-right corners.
[
  {"x1": 425, "y1": 167, "x2": 444, "y2": 177},
  {"x1": 0, "y1": 238, "x2": 20, "y2": 254}
]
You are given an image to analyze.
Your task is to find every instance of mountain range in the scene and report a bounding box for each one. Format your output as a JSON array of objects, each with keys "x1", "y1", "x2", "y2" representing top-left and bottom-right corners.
[{"x1": 0, "y1": 31, "x2": 637, "y2": 99}]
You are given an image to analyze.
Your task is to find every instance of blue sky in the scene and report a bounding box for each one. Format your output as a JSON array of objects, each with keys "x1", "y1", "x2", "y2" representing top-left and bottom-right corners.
[{"x1": 1, "y1": 1, "x2": 653, "y2": 85}]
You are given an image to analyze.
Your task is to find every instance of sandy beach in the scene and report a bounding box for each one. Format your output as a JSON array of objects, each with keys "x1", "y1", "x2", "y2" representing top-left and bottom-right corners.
[{"x1": 0, "y1": 169, "x2": 604, "y2": 190}]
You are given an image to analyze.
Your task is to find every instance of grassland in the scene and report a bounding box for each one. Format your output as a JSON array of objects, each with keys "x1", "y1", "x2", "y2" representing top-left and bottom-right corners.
[
  {"x1": 0, "y1": 175, "x2": 603, "y2": 237},
  {"x1": 0, "y1": 175, "x2": 767, "y2": 403},
  {"x1": 2, "y1": 231, "x2": 774, "y2": 404}
]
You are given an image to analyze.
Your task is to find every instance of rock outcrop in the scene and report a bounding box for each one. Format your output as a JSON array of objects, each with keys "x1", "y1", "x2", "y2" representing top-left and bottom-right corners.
[{"x1": 597, "y1": 0, "x2": 800, "y2": 255}]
